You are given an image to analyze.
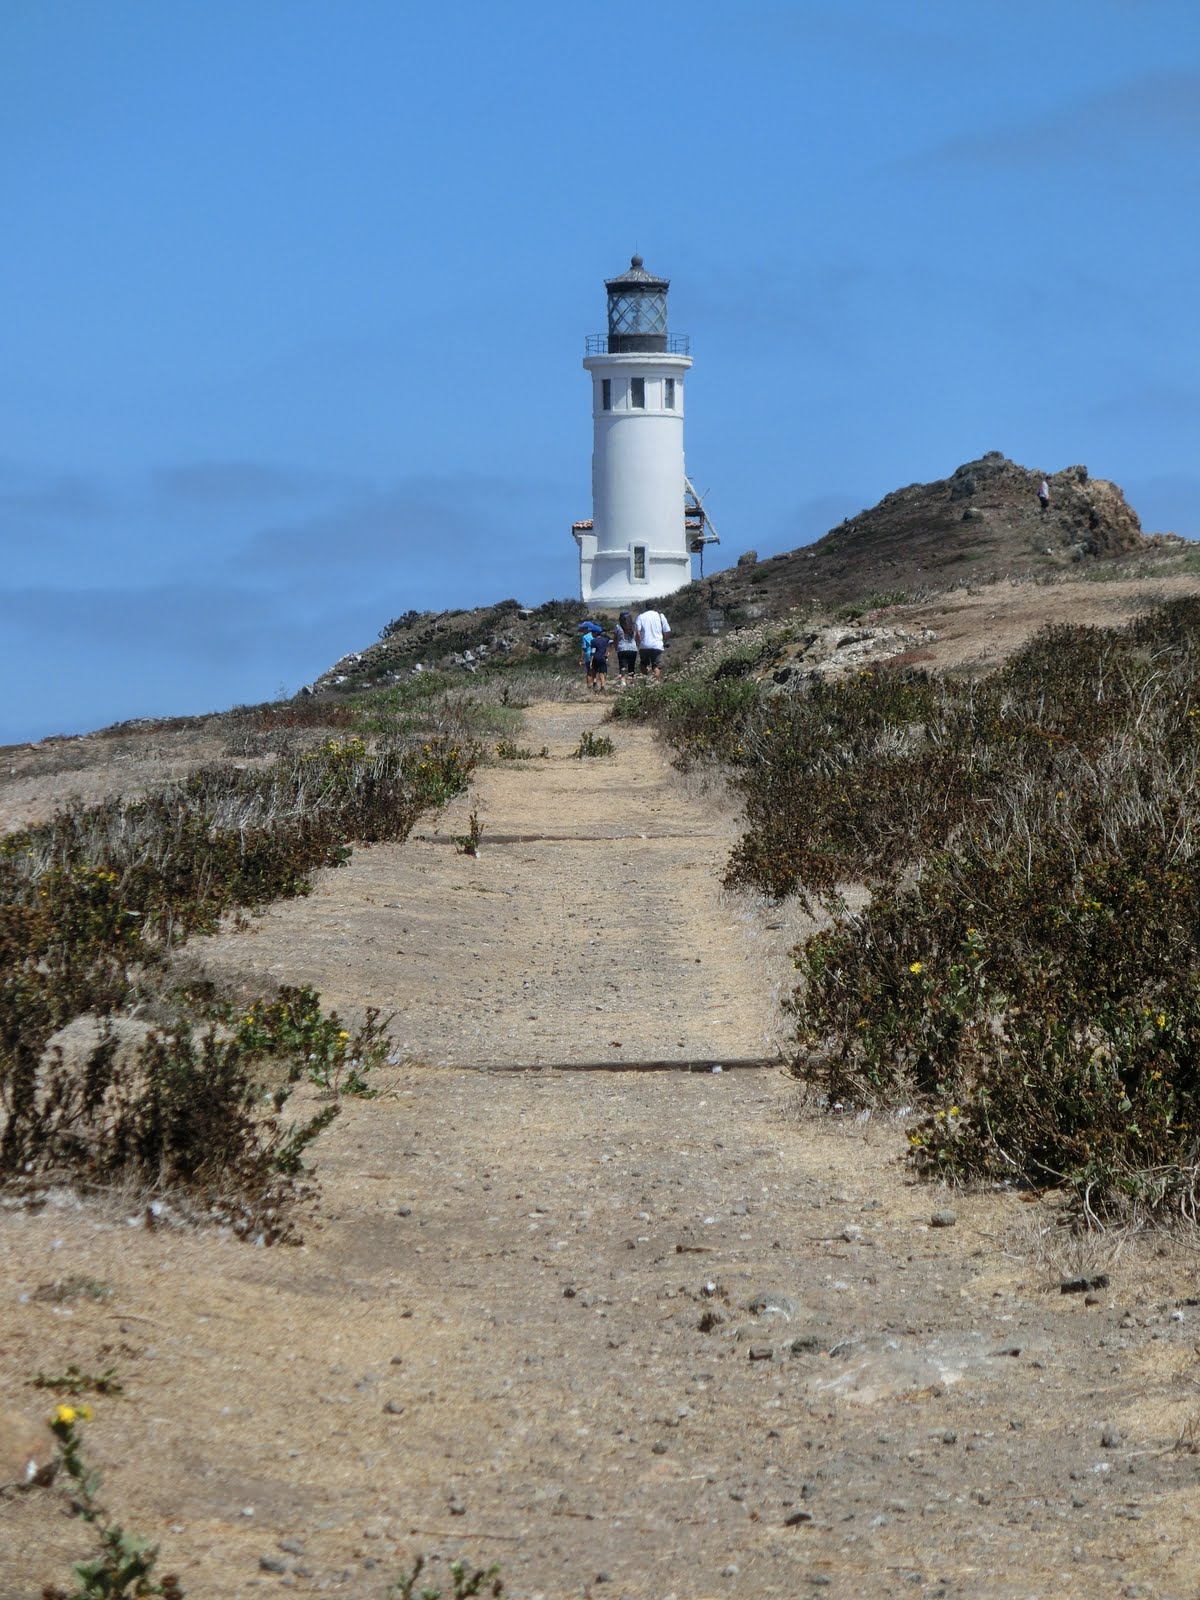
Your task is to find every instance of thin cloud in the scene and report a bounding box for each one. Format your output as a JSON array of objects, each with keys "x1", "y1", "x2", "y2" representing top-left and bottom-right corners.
[
  {"x1": 1090, "y1": 384, "x2": 1200, "y2": 424},
  {"x1": 741, "y1": 6, "x2": 974, "y2": 70},
  {"x1": 244, "y1": 474, "x2": 567, "y2": 575},
  {"x1": 0, "y1": 462, "x2": 112, "y2": 522},
  {"x1": 912, "y1": 70, "x2": 1200, "y2": 168},
  {"x1": 153, "y1": 460, "x2": 356, "y2": 507},
  {"x1": 0, "y1": 583, "x2": 272, "y2": 664}
]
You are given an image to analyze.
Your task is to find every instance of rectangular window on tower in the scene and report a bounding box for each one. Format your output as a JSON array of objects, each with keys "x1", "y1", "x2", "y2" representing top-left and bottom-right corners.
[
  {"x1": 633, "y1": 545, "x2": 647, "y2": 581},
  {"x1": 601, "y1": 378, "x2": 611, "y2": 411},
  {"x1": 664, "y1": 377, "x2": 675, "y2": 410},
  {"x1": 630, "y1": 377, "x2": 645, "y2": 409}
]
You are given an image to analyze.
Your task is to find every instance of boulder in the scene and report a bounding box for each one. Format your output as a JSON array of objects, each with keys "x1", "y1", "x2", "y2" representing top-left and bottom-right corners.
[{"x1": 0, "y1": 1407, "x2": 56, "y2": 1488}]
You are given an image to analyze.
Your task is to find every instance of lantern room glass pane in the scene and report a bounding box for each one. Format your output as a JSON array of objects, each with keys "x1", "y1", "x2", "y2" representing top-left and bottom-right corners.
[{"x1": 607, "y1": 290, "x2": 668, "y2": 337}]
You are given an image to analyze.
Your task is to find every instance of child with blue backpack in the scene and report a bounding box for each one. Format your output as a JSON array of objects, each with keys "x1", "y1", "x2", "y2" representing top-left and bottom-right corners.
[{"x1": 590, "y1": 628, "x2": 610, "y2": 691}]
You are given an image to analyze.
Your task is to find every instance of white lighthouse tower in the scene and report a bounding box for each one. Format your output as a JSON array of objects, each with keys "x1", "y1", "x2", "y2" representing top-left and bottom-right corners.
[{"x1": 573, "y1": 255, "x2": 714, "y2": 608}]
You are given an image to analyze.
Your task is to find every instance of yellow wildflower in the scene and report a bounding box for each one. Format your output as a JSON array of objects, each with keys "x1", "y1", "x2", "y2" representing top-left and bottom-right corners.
[
  {"x1": 337, "y1": 1030, "x2": 350, "y2": 1041},
  {"x1": 53, "y1": 1404, "x2": 78, "y2": 1425},
  {"x1": 1156, "y1": 1013, "x2": 1167, "y2": 1029},
  {"x1": 909, "y1": 961, "x2": 923, "y2": 975}
]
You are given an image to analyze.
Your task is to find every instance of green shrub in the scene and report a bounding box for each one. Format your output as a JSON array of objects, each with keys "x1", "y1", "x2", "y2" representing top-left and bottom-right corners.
[
  {"x1": 572, "y1": 730, "x2": 615, "y2": 758},
  {"x1": 782, "y1": 602, "x2": 1200, "y2": 1213},
  {"x1": 231, "y1": 985, "x2": 391, "y2": 1098},
  {"x1": 453, "y1": 808, "x2": 484, "y2": 856},
  {"x1": 32, "y1": 1366, "x2": 123, "y2": 1397},
  {"x1": 608, "y1": 673, "x2": 760, "y2": 765},
  {"x1": 494, "y1": 739, "x2": 537, "y2": 760},
  {"x1": 389, "y1": 1554, "x2": 503, "y2": 1599}
]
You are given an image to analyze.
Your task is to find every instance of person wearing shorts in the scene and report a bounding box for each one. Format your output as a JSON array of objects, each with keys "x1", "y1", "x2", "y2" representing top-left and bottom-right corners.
[
  {"x1": 590, "y1": 629, "x2": 610, "y2": 690},
  {"x1": 634, "y1": 607, "x2": 670, "y2": 681}
]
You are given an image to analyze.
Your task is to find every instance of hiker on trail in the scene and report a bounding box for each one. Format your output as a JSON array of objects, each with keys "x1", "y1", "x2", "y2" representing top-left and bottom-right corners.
[
  {"x1": 1038, "y1": 477, "x2": 1051, "y2": 513},
  {"x1": 614, "y1": 611, "x2": 638, "y2": 686},
  {"x1": 590, "y1": 628, "x2": 610, "y2": 691},
  {"x1": 634, "y1": 607, "x2": 671, "y2": 681},
  {"x1": 580, "y1": 629, "x2": 596, "y2": 687}
]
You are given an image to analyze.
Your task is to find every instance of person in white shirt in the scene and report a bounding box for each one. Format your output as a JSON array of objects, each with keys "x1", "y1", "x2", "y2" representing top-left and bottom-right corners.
[{"x1": 634, "y1": 608, "x2": 671, "y2": 681}]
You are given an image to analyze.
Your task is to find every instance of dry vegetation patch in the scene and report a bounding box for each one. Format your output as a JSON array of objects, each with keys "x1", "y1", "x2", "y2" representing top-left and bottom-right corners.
[{"x1": 619, "y1": 596, "x2": 1200, "y2": 1217}]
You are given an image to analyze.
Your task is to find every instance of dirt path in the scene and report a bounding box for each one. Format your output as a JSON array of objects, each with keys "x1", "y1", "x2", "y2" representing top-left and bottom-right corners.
[
  {"x1": 905, "y1": 571, "x2": 1200, "y2": 675},
  {"x1": 3, "y1": 702, "x2": 1199, "y2": 1600},
  {"x1": 194, "y1": 703, "x2": 792, "y2": 1068}
]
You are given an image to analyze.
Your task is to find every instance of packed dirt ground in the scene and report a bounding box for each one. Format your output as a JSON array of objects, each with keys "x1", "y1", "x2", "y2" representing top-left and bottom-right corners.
[{"x1": 4, "y1": 580, "x2": 1200, "y2": 1599}]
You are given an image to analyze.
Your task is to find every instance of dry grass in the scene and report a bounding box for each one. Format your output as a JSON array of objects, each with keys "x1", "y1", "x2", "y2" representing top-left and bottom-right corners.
[{"x1": 1009, "y1": 1204, "x2": 1144, "y2": 1293}]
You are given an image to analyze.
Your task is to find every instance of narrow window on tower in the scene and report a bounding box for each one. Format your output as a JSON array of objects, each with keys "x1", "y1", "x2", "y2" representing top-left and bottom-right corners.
[
  {"x1": 664, "y1": 377, "x2": 675, "y2": 410},
  {"x1": 633, "y1": 545, "x2": 647, "y2": 581},
  {"x1": 630, "y1": 377, "x2": 645, "y2": 409},
  {"x1": 601, "y1": 378, "x2": 611, "y2": 411}
]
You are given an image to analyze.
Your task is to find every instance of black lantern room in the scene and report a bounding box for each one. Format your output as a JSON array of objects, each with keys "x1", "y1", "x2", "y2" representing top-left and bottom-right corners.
[{"x1": 605, "y1": 255, "x2": 669, "y2": 353}]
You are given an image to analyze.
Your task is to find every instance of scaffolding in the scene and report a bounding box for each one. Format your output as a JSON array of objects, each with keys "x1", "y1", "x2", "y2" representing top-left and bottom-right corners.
[{"x1": 684, "y1": 476, "x2": 721, "y2": 575}]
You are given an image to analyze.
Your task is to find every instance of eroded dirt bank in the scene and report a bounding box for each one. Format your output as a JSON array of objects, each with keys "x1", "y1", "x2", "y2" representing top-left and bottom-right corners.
[{"x1": 2, "y1": 702, "x2": 1199, "y2": 1600}]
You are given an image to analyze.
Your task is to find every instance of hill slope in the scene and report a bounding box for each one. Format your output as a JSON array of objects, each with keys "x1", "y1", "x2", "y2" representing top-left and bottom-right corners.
[{"x1": 312, "y1": 452, "x2": 1187, "y2": 693}]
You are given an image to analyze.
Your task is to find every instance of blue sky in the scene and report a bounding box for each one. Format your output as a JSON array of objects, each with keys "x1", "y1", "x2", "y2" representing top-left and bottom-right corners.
[{"x1": 3, "y1": 0, "x2": 1198, "y2": 742}]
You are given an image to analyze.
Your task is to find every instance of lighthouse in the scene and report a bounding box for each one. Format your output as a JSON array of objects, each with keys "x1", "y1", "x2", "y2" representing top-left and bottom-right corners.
[{"x1": 573, "y1": 255, "x2": 715, "y2": 607}]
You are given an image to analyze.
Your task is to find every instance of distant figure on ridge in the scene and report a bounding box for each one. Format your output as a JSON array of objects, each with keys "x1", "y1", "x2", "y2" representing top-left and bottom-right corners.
[
  {"x1": 614, "y1": 611, "x2": 639, "y2": 686},
  {"x1": 1038, "y1": 477, "x2": 1051, "y2": 513},
  {"x1": 635, "y1": 606, "x2": 671, "y2": 682}
]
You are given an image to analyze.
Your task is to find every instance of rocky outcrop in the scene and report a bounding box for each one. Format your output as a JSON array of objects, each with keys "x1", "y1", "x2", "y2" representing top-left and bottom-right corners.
[
  {"x1": 665, "y1": 452, "x2": 1159, "y2": 624},
  {"x1": 818, "y1": 452, "x2": 1145, "y2": 577}
]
